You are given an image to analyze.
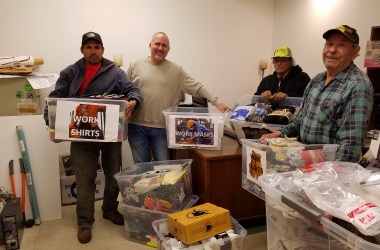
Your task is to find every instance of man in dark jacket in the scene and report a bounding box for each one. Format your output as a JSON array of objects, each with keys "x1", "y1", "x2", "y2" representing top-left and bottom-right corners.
[
  {"x1": 44, "y1": 31, "x2": 143, "y2": 244},
  {"x1": 255, "y1": 46, "x2": 311, "y2": 101}
]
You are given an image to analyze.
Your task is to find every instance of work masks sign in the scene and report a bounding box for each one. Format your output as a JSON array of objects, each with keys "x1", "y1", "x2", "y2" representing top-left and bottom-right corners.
[
  {"x1": 55, "y1": 100, "x2": 120, "y2": 142},
  {"x1": 167, "y1": 115, "x2": 221, "y2": 148}
]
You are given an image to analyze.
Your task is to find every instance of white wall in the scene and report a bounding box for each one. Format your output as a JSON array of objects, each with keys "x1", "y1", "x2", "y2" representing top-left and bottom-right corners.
[
  {"x1": 272, "y1": 0, "x2": 380, "y2": 78},
  {"x1": 0, "y1": 116, "x2": 62, "y2": 221},
  {"x1": 1, "y1": 0, "x2": 379, "y2": 105},
  {"x1": 0, "y1": 0, "x2": 275, "y2": 108},
  {"x1": 0, "y1": 1, "x2": 275, "y2": 215}
]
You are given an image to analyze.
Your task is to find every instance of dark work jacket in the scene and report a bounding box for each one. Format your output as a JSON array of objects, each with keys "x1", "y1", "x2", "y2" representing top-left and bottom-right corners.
[
  {"x1": 43, "y1": 57, "x2": 143, "y2": 124},
  {"x1": 254, "y1": 65, "x2": 311, "y2": 97}
]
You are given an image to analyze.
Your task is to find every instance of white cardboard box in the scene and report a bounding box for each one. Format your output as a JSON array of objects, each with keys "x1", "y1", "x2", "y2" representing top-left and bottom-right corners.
[
  {"x1": 60, "y1": 171, "x2": 105, "y2": 205},
  {"x1": 153, "y1": 216, "x2": 246, "y2": 250},
  {"x1": 59, "y1": 152, "x2": 102, "y2": 177}
]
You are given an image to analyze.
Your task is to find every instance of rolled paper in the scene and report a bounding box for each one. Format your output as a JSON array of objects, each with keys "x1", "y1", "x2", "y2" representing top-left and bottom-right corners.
[
  {"x1": 259, "y1": 59, "x2": 268, "y2": 70},
  {"x1": 0, "y1": 56, "x2": 44, "y2": 69},
  {"x1": 113, "y1": 53, "x2": 123, "y2": 67},
  {"x1": 0, "y1": 56, "x2": 33, "y2": 68}
]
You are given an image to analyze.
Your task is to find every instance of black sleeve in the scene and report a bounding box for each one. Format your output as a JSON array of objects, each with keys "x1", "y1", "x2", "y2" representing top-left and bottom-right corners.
[{"x1": 254, "y1": 75, "x2": 272, "y2": 95}]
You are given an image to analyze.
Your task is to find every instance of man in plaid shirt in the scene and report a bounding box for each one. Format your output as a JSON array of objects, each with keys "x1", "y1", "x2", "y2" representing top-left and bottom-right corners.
[{"x1": 262, "y1": 25, "x2": 373, "y2": 162}]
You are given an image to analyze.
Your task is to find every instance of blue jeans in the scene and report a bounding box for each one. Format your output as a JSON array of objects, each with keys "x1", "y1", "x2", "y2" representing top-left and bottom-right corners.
[
  {"x1": 128, "y1": 124, "x2": 170, "y2": 163},
  {"x1": 70, "y1": 141, "x2": 121, "y2": 227}
]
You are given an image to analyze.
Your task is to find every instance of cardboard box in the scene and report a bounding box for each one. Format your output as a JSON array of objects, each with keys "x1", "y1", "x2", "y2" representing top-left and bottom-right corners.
[
  {"x1": 59, "y1": 152, "x2": 102, "y2": 177},
  {"x1": 46, "y1": 97, "x2": 128, "y2": 142},
  {"x1": 0, "y1": 77, "x2": 39, "y2": 116},
  {"x1": 163, "y1": 106, "x2": 226, "y2": 150},
  {"x1": 123, "y1": 195, "x2": 198, "y2": 247},
  {"x1": 153, "y1": 216, "x2": 246, "y2": 250},
  {"x1": 60, "y1": 171, "x2": 105, "y2": 205},
  {"x1": 167, "y1": 203, "x2": 232, "y2": 244}
]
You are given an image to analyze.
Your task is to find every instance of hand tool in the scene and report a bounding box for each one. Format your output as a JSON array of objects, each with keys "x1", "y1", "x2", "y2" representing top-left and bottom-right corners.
[
  {"x1": 19, "y1": 158, "x2": 34, "y2": 227},
  {"x1": 8, "y1": 160, "x2": 16, "y2": 197}
]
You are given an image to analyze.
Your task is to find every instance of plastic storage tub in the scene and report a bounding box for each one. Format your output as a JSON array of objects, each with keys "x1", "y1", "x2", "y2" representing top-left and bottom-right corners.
[
  {"x1": 152, "y1": 216, "x2": 247, "y2": 250},
  {"x1": 123, "y1": 195, "x2": 199, "y2": 247},
  {"x1": 162, "y1": 106, "x2": 226, "y2": 150},
  {"x1": 114, "y1": 159, "x2": 193, "y2": 212},
  {"x1": 242, "y1": 139, "x2": 338, "y2": 199},
  {"x1": 46, "y1": 97, "x2": 128, "y2": 142},
  {"x1": 258, "y1": 172, "x2": 380, "y2": 250},
  {"x1": 229, "y1": 95, "x2": 302, "y2": 144}
]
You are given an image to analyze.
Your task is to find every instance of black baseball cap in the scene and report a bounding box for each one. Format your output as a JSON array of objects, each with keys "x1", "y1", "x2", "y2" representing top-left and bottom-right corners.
[
  {"x1": 322, "y1": 25, "x2": 359, "y2": 45},
  {"x1": 82, "y1": 32, "x2": 103, "y2": 46}
]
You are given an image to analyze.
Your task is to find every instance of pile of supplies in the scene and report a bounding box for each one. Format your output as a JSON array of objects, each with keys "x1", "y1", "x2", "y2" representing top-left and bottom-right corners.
[
  {"x1": 152, "y1": 203, "x2": 247, "y2": 250},
  {"x1": 230, "y1": 101, "x2": 298, "y2": 125},
  {"x1": 228, "y1": 95, "x2": 302, "y2": 143},
  {"x1": 241, "y1": 138, "x2": 338, "y2": 199},
  {"x1": 259, "y1": 160, "x2": 380, "y2": 248},
  {"x1": 114, "y1": 159, "x2": 197, "y2": 247}
]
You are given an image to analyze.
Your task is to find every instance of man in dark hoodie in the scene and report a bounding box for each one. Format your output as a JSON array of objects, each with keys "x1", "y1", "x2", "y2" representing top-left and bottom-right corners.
[{"x1": 255, "y1": 46, "x2": 310, "y2": 101}]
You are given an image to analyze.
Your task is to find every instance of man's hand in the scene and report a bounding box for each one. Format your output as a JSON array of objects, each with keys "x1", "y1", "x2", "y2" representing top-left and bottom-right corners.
[
  {"x1": 217, "y1": 103, "x2": 231, "y2": 112},
  {"x1": 260, "y1": 130, "x2": 282, "y2": 140},
  {"x1": 271, "y1": 92, "x2": 288, "y2": 101},
  {"x1": 261, "y1": 90, "x2": 272, "y2": 100},
  {"x1": 126, "y1": 100, "x2": 137, "y2": 119}
]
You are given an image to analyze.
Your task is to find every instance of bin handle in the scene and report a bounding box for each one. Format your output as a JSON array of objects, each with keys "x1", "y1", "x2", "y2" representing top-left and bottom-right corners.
[{"x1": 281, "y1": 192, "x2": 325, "y2": 223}]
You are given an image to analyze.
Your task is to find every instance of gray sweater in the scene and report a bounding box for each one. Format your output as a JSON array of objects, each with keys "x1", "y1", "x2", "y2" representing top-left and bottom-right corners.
[{"x1": 127, "y1": 57, "x2": 221, "y2": 128}]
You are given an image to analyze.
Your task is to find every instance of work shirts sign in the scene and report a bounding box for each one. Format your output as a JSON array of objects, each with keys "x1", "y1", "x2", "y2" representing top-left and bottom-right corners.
[{"x1": 50, "y1": 98, "x2": 127, "y2": 142}]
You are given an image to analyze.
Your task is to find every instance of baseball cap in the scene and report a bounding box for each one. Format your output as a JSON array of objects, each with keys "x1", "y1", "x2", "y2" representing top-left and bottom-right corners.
[
  {"x1": 272, "y1": 46, "x2": 293, "y2": 58},
  {"x1": 322, "y1": 25, "x2": 359, "y2": 45},
  {"x1": 81, "y1": 32, "x2": 103, "y2": 46}
]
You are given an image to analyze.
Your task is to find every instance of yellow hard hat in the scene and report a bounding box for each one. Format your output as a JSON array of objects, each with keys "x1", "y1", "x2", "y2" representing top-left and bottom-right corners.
[
  {"x1": 186, "y1": 119, "x2": 195, "y2": 128},
  {"x1": 272, "y1": 46, "x2": 293, "y2": 58}
]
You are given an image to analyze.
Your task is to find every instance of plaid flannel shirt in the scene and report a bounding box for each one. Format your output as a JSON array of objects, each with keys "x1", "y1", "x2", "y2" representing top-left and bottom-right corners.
[{"x1": 282, "y1": 63, "x2": 373, "y2": 162}]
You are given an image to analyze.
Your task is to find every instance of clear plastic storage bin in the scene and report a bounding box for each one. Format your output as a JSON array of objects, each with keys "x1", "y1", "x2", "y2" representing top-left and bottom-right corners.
[
  {"x1": 242, "y1": 139, "x2": 338, "y2": 199},
  {"x1": 123, "y1": 195, "x2": 199, "y2": 247},
  {"x1": 46, "y1": 97, "x2": 128, "y2": 142},
  {"x1": 152, "y1": 216, "x2": 247, "y2": 250},
  {"x1": 229, "y1": 95, "x2": 302, "y2": 144},
  {"x1": 259, "y1": 172, "x2": 380, "y2": 250},
  {"x1": 114, "y1": 159, "x2": 193, "y2": 212},
  {"x1": 162, "y1": 106, "x2": 226, "y2": 150}
]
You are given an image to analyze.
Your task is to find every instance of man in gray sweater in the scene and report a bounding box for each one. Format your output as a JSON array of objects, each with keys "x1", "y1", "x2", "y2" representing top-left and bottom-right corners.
[{"x1": 126, "y1": 32, "x2": 229, "y2": 163}]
